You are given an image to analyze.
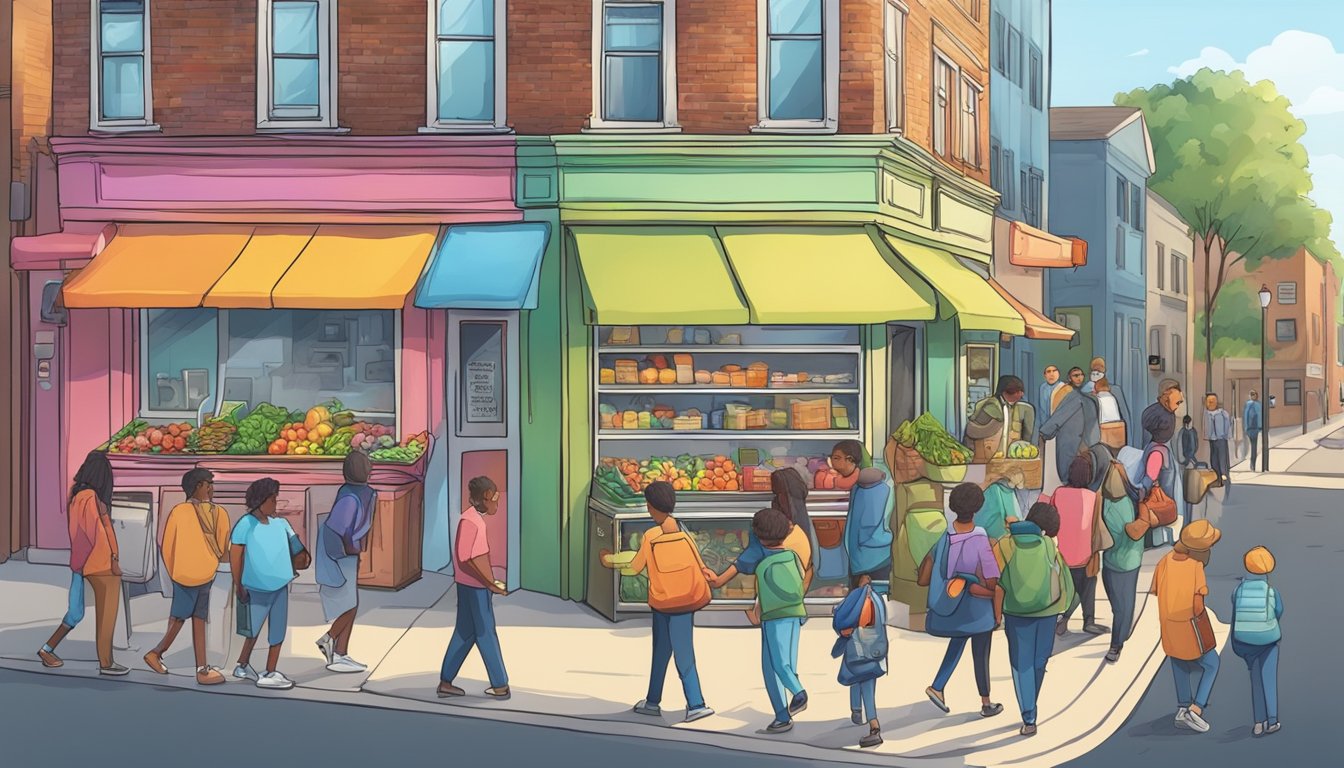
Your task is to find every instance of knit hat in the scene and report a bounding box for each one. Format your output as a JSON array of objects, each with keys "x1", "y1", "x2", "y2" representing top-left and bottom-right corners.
[
  {"x1": 1175, "y1": 519, "x2": 1221, "y2": 553},
  {"x1": 1244, "y1": 546, "x2": 1276, "y2": 575}
]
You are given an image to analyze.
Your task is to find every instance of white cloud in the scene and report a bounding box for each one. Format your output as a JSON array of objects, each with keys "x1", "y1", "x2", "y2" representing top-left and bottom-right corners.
[
  {"x1": 1168, "y1": 31, "x2": 1344, "y2": 117},
  {"x1": 1168, "y1": 46, "x2": 1237, "y2": 77},
  {"x1": 1127, "y1": 48, "x2": 1150, "y2": 58}
]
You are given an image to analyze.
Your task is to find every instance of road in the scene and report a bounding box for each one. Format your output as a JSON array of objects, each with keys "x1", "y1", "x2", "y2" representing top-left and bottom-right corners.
[{"x1": 1067, "y1": 482, "x2": 1339, "y2": 768}]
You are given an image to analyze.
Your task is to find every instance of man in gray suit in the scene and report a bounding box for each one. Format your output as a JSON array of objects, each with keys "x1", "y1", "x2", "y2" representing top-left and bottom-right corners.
[{"x1": 1039, "y1": 367, "x2": 1102, "y2": 481}]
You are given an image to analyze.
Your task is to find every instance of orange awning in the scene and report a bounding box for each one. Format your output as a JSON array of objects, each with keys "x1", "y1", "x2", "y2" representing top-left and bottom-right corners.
[
  {"x1": 271, "y1": 225, "x2": 439, "y2": 309},
  {"x1": 61, "y1": 224, "x2": 253, "y2": 308},
  {"x1": 988, "y1": 278, "x2": 1077, "y2": 341},
  {"x1": 1008, "y1": 221, "x2": 1077, "y2": 269},
  {"x1": 203, "y1": 226, "x2": 317, "y2": 308}
]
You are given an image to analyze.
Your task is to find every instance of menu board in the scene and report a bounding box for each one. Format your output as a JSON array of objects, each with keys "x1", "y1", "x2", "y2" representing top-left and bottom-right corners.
[{"x1": 459, "y1": 321, "x2": 506, "y2": 436}]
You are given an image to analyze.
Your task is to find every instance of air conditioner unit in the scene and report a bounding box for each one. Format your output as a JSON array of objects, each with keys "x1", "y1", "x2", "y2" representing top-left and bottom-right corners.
[{"x1": 1148, "y1": 355, "x2": 1165, "y2": 371}]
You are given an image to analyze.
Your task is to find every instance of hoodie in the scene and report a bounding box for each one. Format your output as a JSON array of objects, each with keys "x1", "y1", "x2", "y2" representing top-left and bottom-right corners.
[{"x1": 845, "y1": 467, "x2": 894, "y2": 576}]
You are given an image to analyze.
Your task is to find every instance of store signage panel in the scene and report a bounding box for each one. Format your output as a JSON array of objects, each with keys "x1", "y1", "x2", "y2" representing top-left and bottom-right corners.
[{"x1": 458, "y1": 320, "x2": 507, "y2": 438}]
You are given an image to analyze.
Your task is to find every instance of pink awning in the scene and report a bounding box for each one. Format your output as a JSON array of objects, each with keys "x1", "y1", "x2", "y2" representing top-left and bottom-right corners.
[{"x1": 10, "y1": 223, "x2": 117, "y2": 271}]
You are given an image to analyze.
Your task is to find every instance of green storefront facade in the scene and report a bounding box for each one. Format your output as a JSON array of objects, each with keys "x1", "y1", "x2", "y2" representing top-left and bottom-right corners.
[{"x1": 511, "y1": 134, "x2": 1025, "y2": 604}]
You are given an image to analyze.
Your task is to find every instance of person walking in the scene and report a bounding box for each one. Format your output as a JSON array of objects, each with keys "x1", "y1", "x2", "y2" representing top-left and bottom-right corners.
[
  {"x1": 1178, "y1": 416, "x2": 1200, "y2": 469},
  {"x1": 1152, "y1": 520, "x2": 1222, "y2": 733},
  {"x1": 144, "y1": 468, "x2": 229, "y2": 685},
  {"x1": 231, "y1": 478, "x2": 309, "y2": 689},
  {"x1": 601, "y1": 481, "x2": 714, "y2": 723},
  {"x1": 37, "y1": 451, "x2": 126, "y2": 675},
  {"x1": 837, "y1": 442, "x2": 893, "y2": 588},
  {"x1": 1140, "y1": 381, "x2": 1186, "y2": 532},
  {"x1": 1092, "y1": 378, "x2": 1132, "y2": 451},
  {"x1": 919, "y1": 483, "x2": 1003, "y2": 719},
  {"x1": 709, "y1": 468, "x2": 814, "y2": 625},
  {"x1": 1231, "y1": 546, "x2": 1283, "y2": 737},
  {"x1": 1039, "y1": 367, "x2": 1101, "y2": 490},
  {"x1": 1039, "y1": 365, "x2": 1066, "y2": 419},
  {"x1": 993, "y1": 502, "x2": 1075, "y2": 737},
  {"x1": 1098, "y1": 458, "x2": 1159, "y2": 663},
  {"x1": 1044, "y1": 456, "x2": 1108, "y2": 637},
  {"x1": 438, "y1": 476, "x2": 511, "y2": 701},
  {"x1": 832, "y1": 574, "x2": 887, "y2": 748},
  {"x1": 315, "y1": 453, "x2": 377, "y2": 674},
  {"x1": 1243, "y1": 391, "x2": 1264, "y2": 472},
  {"x1": 1203, "y1": 393, "x2": 1232, "y2": 488}
]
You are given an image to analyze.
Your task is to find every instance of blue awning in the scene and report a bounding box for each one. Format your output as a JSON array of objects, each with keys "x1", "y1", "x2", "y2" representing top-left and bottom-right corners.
[{"x1": 414, "y1": 222, "x2": 550, "y2": 310}]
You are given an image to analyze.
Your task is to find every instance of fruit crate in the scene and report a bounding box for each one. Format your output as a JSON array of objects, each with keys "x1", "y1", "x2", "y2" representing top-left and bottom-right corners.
[{"x1": 985, "y1": 457, "x2": 1043, "y2": 489}]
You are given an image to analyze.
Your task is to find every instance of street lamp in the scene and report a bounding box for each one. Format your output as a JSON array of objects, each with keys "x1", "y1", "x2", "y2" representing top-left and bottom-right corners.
[{"x1": 1259, "y1": 284, "x2": 1272, "y2": 471}]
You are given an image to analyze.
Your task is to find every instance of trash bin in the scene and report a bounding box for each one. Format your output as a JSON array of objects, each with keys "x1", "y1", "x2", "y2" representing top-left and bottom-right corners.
[{"x1": 110, "y1": 494, "x2": 154, "y2": 651}]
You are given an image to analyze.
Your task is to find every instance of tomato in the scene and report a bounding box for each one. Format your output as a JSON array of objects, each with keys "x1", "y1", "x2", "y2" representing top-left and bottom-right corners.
[{"x1": 174, "y1": 436, "x2": 186, "y2": 450}]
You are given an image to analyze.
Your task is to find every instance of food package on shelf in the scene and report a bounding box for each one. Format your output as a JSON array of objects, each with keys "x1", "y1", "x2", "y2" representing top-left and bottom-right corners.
[
  {"x1": 638, "y1": 411, "x2": 652, "y2": 430},
  {"x1": 695, "y1": 370, "x2": 712, "y2": 385},
  {"x1": 746, "y1": 362, "x2": 769, "y2": 388},
  {"x1": 658, "y1": 368, "x2": 677, "y2": 385},
  {"x1": 674, "y1": 354, "x2": 695, "y2": 384},
  {"x1": 666, "y1": 328, "x2": 684, "y2": 344},
  {"x1": 693, "y1": 328, "x2": 712, "y2": 345},
  {"x1": 648, "y1": 354, "x2": 669, "y2": 369},
  {"x1": 737, "y1": 447, "x2": 762, "y2": 466},
  {"x1": 770, "y1": 409, "x2": 789, "y2": 429},
  {"x1": 600, "y1": 368, "x2": 616, "y2": 385},
  {"x1": 790, "y1": 397, "x2": 833, "y2": 431},
  {"x1": 607, "y1": 326, "x2": 639, "y2": 345},
  {"x1": 742, "y1": 465, "x2": 773, "y2": 491},
  {"x1": 719, "y1": 333, "x2": 742, "y2": 345},
  {"x1": 746, "y1": 409, "x2": 769, "y2": 430},
  {"x1": 652, "y1": 404, "x2": 676, "y2": 421},
  {"x1": 832, "y1": 404, "x2": 851, "y2": 430},
  {"x1": 729, "y1": 371, "x2": 748, "y2": 387},
  {"x1": 711, "y1": 371, "x2": 731, "y2": 386},
  {"x1": 639, "y1": 368, "x2": 659, "y2": 385},
  {"x1": 673, "y1": 415, "x2": 702, "y2": 431},
  {"x1": 622, "y1": 411, "x2": 638, "y2": 429},
  {"x1": 599, "y1": 404, "x2": 617, "y2": 430},
  {"x1": 824, "y1": 373, "x2": 854, "y2": 385},
  {"x1": 614, "y1": 359, "x2": 640, "y2": 384}
]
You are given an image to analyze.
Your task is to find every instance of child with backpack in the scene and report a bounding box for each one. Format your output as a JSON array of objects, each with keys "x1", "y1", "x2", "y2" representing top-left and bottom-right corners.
[
  {"x1": 994, "y1": 502, "x2": 1075, "y2": 737},
  {"x1": 706, "y1": 507, "x2": 808, "y2": 734},
  {"x1": 1099, "y1": 458, "x2": 1160, "y2": 663},
  {"x1": 600, "y1": 481, "x2": 714, "y2": 723},
  {"x1": 1231, "y1": 546, "x2": 1283, "y2": 737},
  {"x1": 831, "y1": 574, "x2": 887, "y2": 748}
]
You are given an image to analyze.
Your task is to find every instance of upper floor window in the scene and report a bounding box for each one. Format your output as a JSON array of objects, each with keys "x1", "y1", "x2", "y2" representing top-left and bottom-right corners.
[
  {"x1": 1131, "y1": 184, "x2": 1144, "y2": 231},
  {"x1": 957, "y1": 76, "x2": 982, "y2": 167},
  {"x1": 257, "y1": 0, "x2": 338, "y2": 130},
  {"x1": 933, "y1": 53, "x2": 956, "y2": 160},
  {"x1": 1172, "y1": 251, "x2": 1186, "y2": 294},
  {"x1": 1116, "y1": 177, "x2": 1129, "y2": 223},
  {"x1": 1276, "y1": 318, "x2": 1297, "y2": 342},
  {"x1": 593, "y1": 0, "x2": 678, "y2": 129},
  {"x1": 1114, "y1": 224, "x2": 1125, "y2": 270},
  {"x1": 93, "y1": 0, "x2": 154, "y2": 130},
  {"x1": 1156, "y1": 242, "x2": 1166, "y2": 289},
  {"x1": 1172, "y1": 333, "x2": 1184, "y2": 373},
  {"x1": 427, "y1": 0, "x2": 507, "y2": 131},
  {"x1": 954, "y1": 0, "x2": 981, "y2": 22},
  {"x1": 1007, "y1": 27, "x2": 1022, "y2": 86},
  {"x1": 990, "y1": 12, "x2": 1006, "y2": 76},
  {"x1": 884, "y1": 0, "x2": 906, "y2": 132},
  {"x1": 756, "y1": 0, "x2": 839, "y2": 132},
  {"x1": 1028, "y1": 45, "x2": 1043, "y2": 110},
  {"x1": 1024, "y1": 167, "x2": 1043, "y2": 228},
  {"x1": 1277, "y1": 281, "x2": 1298, "y2": 305}
]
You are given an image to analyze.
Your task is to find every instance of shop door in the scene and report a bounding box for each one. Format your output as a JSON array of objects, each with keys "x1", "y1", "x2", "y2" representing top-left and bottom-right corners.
[
  {"x1": 446, "y1": 312, "x2": 521, "y2": 590},
  {"x1": 887, "y1": 324, "x2": 920, "y2": 436},
  {"x1": 29, "y1": 273, "x2": 67, "y2": 552}
]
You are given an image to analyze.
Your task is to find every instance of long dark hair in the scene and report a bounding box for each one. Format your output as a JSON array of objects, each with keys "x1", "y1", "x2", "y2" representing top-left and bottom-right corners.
[
  {"x1": 70, "y1": 451, "x2": 114, "y2": 508},
  {"x1": 245, "y1": 477, "x2": 281, "y2": 514},
  {"x1": 770, "y1": 467, "x2": 812, "y2": 538}
]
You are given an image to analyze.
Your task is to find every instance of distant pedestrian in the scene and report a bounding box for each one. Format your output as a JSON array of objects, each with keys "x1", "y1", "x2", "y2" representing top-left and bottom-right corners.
[
  {"x1": 1243, "y1": 391, "x2": 1264, "y2": 471},
  {"x1": 919, "y1": 483, "x2": 1003, "y2": 719},
  {"x1": 1039, "y1": 365, "x2": 1067, "y2": 419},
  {"x1": 1140, "y1": 381, "x2": 1186, "y2": 531},
  {"x1": 437, "y1": 476, "x2": 511, "y2": 701},
  {"x1": 315, "y1": 452, "x2": 377, "y2": 674},
  {"x1": 144, "y1": 468, "x2": 229, "y2": 685},
  {"x1": 602, "y1": 481, "x2": 714, "y2": 723},
  {"x1": 832, "y1": 574, "x2": 887, "y2": 748},
  {"x1": 1092, "y1": 377, "x2": 1132, "y2": 450},
  {"x1": 1098, "y1": 459, "x2": 1158, "y2": 663},
  {"x1": 1152, "y1": 520, "x2": 1222, "y2": 733},
  {"x1": 994, "y1": 502, "x2": 1075, "y2": 737},
  {"x1": 1039, "y1": 367, "x2": 1101, "y2": 490},
  {"x1": 1231, "y1": 546, "x2": 1283, "y2": 737},
  {"x1": 1204, "y1": 393, "x2": 1232, "y2": 488},
  {"x1": 1044, "y1": 456, "x2": 1108, "y2": 638},
  {"x1": 231, "y1": 478, "x2": 309, "y2": 690},
  {"x1": 1178, "y1": 415, "x2": 1199, "y2": 469},
  {"x1": 37, "y1": 451, "x2": 126, "y2": 676}
]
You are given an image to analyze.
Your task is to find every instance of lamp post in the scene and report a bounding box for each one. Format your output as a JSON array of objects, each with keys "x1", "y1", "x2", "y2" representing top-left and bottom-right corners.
[{"x1": 1259, "y1": 284, "x2": 1272, "y2": 471}]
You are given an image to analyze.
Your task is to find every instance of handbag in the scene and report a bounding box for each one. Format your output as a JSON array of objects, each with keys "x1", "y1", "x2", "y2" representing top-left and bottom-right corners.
[
  {"x1": 1141, "y1": 485, "x2": 1178, "y2": 527},
  {"x1": 1190, "y1": 609, "x2": 1216, "y2": 655},
  {"x1": 924, "y1": 535, "x2": 996, "y2": 638},
  {"x1": 836, "y1": 587, "x2": 889, "y2": 685}
]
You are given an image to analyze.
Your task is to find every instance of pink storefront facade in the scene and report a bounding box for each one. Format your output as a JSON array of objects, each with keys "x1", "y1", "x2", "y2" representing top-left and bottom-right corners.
[{"x1": 11, "y1": 135, "x2": 524, "y2": 590}]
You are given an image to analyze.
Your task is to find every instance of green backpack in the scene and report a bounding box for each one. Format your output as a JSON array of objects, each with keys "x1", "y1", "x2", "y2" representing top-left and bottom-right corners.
[
  {"x1": 757, "y1": 549, "x2": 806, "y2": 621},
  {"x1": 1000, "y1": 533, "x2": 1064, "y2": 616},
  {"x1": 900, "y1": 507, "x2": 948, "y2": 577}
]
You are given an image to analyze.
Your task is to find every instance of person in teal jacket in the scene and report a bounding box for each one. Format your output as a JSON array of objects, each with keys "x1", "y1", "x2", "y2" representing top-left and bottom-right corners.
[
  {"x1": 977, "y1": 467, "x2": 1025, "y2": 540},
  {"x1": 838, "y1": 443, "x2": 893, "y2": 587}
]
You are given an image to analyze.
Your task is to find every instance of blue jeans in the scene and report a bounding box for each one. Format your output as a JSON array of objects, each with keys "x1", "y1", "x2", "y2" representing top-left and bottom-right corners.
[
  {"x1": 1246, "y1": 431, "x2": 1261, "y2": 471},
  {"x1": 932, "y1": 631, "x2": 992, "y2": 697},
  {"x1": 440, "y1": 584, "x2": 509, "y2": 688},
  {"x1": 62, "y1": 571, "x2": 86, "y2": 628},
  {"x1": 1171, "y1": 649, "x2": 1220, "y2": 709},
  {"x1": 1101, "y1": 567, "x2": 1140, "y2": 650},
  {"x1": 647, "y1": 610, "x2": 705, "y2": 709},
  {"x1": 761, "y1": 617, "x2": 803, "y2": 722},
  {"x1": 850, "y1": 678, "x2": 877, "y2": 722},
  {"x1": 1004, "y1": 615, "x2": 1057, "y2": 724},
  {"x1": 1236, "y1": 642, "x2": 1279, "y2": 724}
]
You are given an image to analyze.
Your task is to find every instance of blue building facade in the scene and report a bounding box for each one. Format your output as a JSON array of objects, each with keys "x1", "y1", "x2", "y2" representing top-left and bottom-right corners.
[{"x1": 1047, "y1": 107, "x2": 1156, "y2": 442}]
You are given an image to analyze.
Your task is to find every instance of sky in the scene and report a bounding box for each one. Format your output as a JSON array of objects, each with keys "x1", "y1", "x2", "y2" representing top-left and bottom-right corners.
[{"x1": 1052, "y1": 0, "x2": 1344, "y2": 248}]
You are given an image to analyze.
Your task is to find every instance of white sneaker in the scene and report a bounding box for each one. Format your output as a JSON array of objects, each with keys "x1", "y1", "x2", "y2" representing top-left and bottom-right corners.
[
  {"x1": 233, "y1": 664, "x2": 259, "y2": 682},
  {"x1": 256, "y1": 671, "x2": 295, "y2": 690},
  {"x1": 1174, "y1": 707, "x2": 1189, "y2": 728},
  {"x1": 326, "y1": 655, "x2": 367, "y2": 674},
  {"x1": 316, "y1": 634, "x2": 335, "y2": 665},
  {"x1": 1181, "y1": 708, "x2": 1211, "y2": 733}
]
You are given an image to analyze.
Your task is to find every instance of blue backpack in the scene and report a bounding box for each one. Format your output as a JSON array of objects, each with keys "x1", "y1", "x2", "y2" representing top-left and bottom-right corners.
[{"x1": 1233, "y1": 579, "x2": 1281, "y2": 646}]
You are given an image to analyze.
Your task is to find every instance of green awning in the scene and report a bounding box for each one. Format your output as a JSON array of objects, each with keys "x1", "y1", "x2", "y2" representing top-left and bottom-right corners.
[
  {"x1": 717, "y1": 227, "x2": 936, "y2": 324},
  {"x1": 884, "y1": 234, "x2": 1026, "y2": 335},
  {"x1": 570, "y1": 226, "x2": 749, "y2": 325}
]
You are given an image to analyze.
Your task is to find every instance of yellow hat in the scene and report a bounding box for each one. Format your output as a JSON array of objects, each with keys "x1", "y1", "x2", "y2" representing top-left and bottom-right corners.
[
  {"x1": 1244, "y1": 546, "x2": 1276, "y2": 575},
  {"x1": 1178, "y1": 519, "x2": 1222, "y2": 552}
]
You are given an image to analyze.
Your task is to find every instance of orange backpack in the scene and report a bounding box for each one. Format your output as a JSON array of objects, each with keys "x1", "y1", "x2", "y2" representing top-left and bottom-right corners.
[{"x1": 647, "y1": 531, "x2": 713, "y2": 613}]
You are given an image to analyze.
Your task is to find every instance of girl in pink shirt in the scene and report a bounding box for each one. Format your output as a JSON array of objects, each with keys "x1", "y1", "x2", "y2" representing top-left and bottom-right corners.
[{"x1": 1042, "y1": 456, "x2": 1107, "y2": 638}]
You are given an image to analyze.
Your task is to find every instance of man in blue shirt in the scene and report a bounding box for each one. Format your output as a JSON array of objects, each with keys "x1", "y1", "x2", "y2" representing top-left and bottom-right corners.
[
  {"x1": 1243, "y1": 390, "x2": 1263, "y2": 472},
  {"x1": 1203, "y1": 393, "x2": 1232, "y2": 488}
]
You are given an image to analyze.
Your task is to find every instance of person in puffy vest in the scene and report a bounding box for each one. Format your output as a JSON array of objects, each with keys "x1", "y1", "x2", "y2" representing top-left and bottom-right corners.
[{"x1": 1231, "y1": 546, "x2": 1283, "y2": 737}]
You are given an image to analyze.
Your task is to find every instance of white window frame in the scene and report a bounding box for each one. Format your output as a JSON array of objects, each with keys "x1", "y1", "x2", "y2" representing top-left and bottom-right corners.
[
  {"x1": 957, "y1": 75, "x2": 982, "y2": 167},
  {"x1": 90, "y1": 0, "x2": 158, "y2": 132},
  {"x1": 423, "y1": 0, "x2": 509, "y2": 133},
  {"x1": 883, "y1": 0, "x2": 907, "y2": 133},
  {"x1": 1277, "y1": 281, "x2": 1298, "y2": 305},
  {"x1": 753, "y1": 0, "x2": 840, "y2": 134},
  {"x1": 589, "y1": 0, "x2": 680, "y2": 132},
  {"x1": 932, "y1": 51, "x2": 956, "y2": 160},
  {"x1": 256, "y1": 0, "x2": 340, "y2": 131}
]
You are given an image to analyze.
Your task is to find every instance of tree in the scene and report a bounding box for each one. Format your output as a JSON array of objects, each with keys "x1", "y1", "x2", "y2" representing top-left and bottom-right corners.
[
  {"x1": 1193, "y1": 278, "x2": 1269, "y2": 362},
  {"x1": 1117, "y1": 69, "x2": 1321, "y2": 392}
]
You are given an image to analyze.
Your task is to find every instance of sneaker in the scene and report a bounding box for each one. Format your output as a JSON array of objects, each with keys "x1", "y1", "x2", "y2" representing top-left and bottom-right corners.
[
  {"x1": 325, "y1": 655, "x2": 366, "y2": 674},
  {"x1": 196, "y1": 666, "x2": 226, "y2": 686},
  {"x1": 1055, "y1": 618, "x2": 1069, "y2": 637},
  {"x1": 316, "y1": 634, "x2": 336, "y2": 666},
  {"x1": 633, "y1": 699, "x2": 662, "y2": 717},
  {"x1": 1020, "y1": 724, "x2": 1038, "y2": 737},
  {"x1": 144, "y1": 650, "x2": 168, "y2": 675},
  {"x1": 1083, "y1": 623, "x2": 1110, "y2": 636},
  {"x1": 788, "y1": 690, "x2": 808, "y2": 715},
  {"x1": 684, "y1": 705, "x2": 715, "y2": 723},
  {"x1": 981, "y1": 703, "x2": 1004, "y2": 718},
  {"x1": 99, "y1": 663, "x2": 129, "y2": 677},
  {"x1": 859, "y1": 729, "x2": 883, "y2": 749},
  {"x1": 37, "y1": 649, "x2": 63, "y2": 668},
  {"x1": 484, "y1": 686, "x2": 511, "y2": 700},
  {"x1": 765, "y1": 719, "x2": 793, "y2": 734},
  {"x1": 925, "y1": 687, "x2": 950, "y2": 713},
  {"x1": 851, "y1": 709, "x2": 864, "y2": 725},
  {"x1": 256, "y1": 671, "x2": 294, "y2": 690},
  {"x1": 233, "y1": 664, "x2": 260, "y2": 682},
  {"x1": 1105, "y1": 647, "x2": 1122, "y2": 664},
  {"x1": 436, "y1": 682, "x2": 465, "y2": 698},
  {"x1": 1174, "y1": 707, "x2": 1190, "y2": 728},
  {"x1": 1266, "y1": 722, "x2": 1281, "y2": 735},
  {"x1": 1181, "y1": 708, "x2": 1211, "y2": 733},
  {"x1": 1253, "y1": 722, "x2": 1266, "y2": 737}
]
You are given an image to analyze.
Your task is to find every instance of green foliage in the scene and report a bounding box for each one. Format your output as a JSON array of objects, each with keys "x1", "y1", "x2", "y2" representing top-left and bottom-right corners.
[{"x1": 1193, "y1": 278, "x2": 1272, "y2": 362}]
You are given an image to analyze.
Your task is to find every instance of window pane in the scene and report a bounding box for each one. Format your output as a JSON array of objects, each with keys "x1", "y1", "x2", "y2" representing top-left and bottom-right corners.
[
  {"x1": 604, "y1": 4, "x2": 662, "y2": 52},
  {"x1": 101, "y1": 55, "x2": 145, "y2": 119},
  {"x1": 769, "y1": 39, "x2": 823, "y2": 120},
  {"x1": 273, "y1": 1, "x2": 319, "y2": 56},
  {"x1": 769, "y1": 0, "x2": 822, "y2": 35},
  {"x1": 604, "y1": 55, "x2": 661, "y2": 122},
  {"x1": 146, "y1": 309, "x2": 218, "y2": 413},
  {"x1": 273, "y1": 57, "x2": 320, "y2": 106},
  {"x1": 438, "y1": 0, "x2": 493, "y2": 37},
  {"x1": 438, "y1": 40, "x2": 494, "y2": 121},
  {"x1": 100, "y1": 11, "x2": 143, "y2": 54}
]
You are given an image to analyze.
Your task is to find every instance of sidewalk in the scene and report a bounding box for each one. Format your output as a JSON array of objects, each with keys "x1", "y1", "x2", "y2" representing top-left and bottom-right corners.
[
  {"x1": 0, "y1": 545, "x2": 1198, "y2": 768},
  {"x1": 1229, "y1": 414, "x2": 1344, "y2": 478}
]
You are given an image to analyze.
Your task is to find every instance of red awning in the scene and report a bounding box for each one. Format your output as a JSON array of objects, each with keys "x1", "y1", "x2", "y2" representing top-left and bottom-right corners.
[
  {"x1": 10, "y1": 223, "x2": 117, "y2": 271},
  {"x1": 988, "y1": 278, "x2": 1077, "y2": 341}
]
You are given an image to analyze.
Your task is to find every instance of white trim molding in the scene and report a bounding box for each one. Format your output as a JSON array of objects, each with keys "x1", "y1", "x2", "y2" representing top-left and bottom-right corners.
[
  {"x1": 588, "y1": 0, "x2": 680, "y2": 132},
  {"x1": 90, "y1": 0, "x2": 159, "y2": 132},
  {"x1": 423, "y1": 0, "x2": 510, "y2": 133},
  {"x1": 256, "y1": 0, "x2": 340, "y2": 131},
  {"x1": 753, "y1": 0, "x2": 839, "y2": 134}
]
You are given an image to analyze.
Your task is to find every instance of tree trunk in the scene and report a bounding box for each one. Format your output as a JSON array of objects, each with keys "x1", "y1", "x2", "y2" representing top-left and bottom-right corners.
[{"x1": 1202, "y1": 233, "x2": 1215, "y2": 393}]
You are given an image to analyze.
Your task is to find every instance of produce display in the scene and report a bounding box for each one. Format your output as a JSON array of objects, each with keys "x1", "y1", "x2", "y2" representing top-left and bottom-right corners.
[
  {"x1": 600, "y1": 353, "x2": 854, "y2": 389},
  {"x1": 369, "y1": 432, "x2": 429, "y2": 464},
  {"x1": 227, "y1": 403, "x2": 296, "y2": 455},
  {"x1": 603, "y1": 454, "x2": 739, "y2": 494},
  {"x1": 997, "y1": 440, "x2": 1040, "y2": 460},
  {"x1": 892, "y1": 412, "x2": 970, "y2": 465},
  {"x1": 194, "y1": 418, "x2": 238, "y2": 453},
  {"x1": 107, "y1": 421, "x2": 195, "y2": 454},
  {"x1": 598, "y1": 397, "x2": 848, "y2": 432}
]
